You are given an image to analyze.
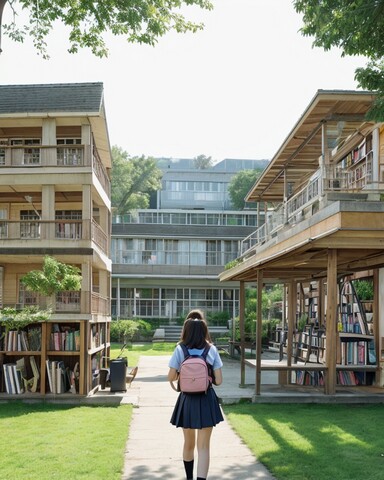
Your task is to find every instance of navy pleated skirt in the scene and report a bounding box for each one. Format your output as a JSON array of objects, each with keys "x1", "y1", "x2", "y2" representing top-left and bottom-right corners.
[{"x1": 170, "y1": 387, "x2": 224, "y2": 429}]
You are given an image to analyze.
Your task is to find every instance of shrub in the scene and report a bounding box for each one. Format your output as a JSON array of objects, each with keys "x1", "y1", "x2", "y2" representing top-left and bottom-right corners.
[{"x1": 110, "y1": 319, "x2": 153, "y2": 342}]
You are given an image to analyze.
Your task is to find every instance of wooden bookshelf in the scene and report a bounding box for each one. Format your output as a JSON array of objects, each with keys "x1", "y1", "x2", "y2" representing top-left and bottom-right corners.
[
  {"x1": 336, "y1": 278, "x2": 376, "y2": 385},
  {"x1": 0, "y1": 319, "x2": 110, "y2": 396}
]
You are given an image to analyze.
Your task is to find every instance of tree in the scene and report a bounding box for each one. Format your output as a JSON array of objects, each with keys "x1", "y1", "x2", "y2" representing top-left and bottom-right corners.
[
  {"x1": 193, "y1": 154, "x2": 213, "y2": 169},
  {"x1": 294, "y1": 0, "x2": 384, "y2": 119},
  {"x1": 111, "y1": 146, "x2": 162, "y2": 214},
  {"x1": 227, "y1": 169, "x2": 262, "y2": 210},
  {"x1": 21, "y1": 256, "x2": 82, "y2": 297},
  {"x1": 0, "y1": 0, "x2": 213, "y2": 58}
]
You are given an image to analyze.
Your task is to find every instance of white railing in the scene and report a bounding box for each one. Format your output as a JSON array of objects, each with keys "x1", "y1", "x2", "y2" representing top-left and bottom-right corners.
[{"x1": 241, "y1": 173, "x2": 322, "y2": 255}]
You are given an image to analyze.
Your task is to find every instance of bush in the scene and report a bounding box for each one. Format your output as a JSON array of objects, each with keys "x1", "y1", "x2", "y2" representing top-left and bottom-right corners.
[{"x1": 110, "y1": 319, "x2": 153, "y2": 342}]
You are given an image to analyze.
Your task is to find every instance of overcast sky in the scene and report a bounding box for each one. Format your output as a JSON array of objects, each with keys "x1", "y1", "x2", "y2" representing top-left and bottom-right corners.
[{"x1": 0, "y1": 0, "x2": 367, "y2": 162}]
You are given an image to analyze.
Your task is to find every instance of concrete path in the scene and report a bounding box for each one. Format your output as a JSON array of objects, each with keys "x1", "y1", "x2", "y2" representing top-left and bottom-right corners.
[{"x1": 121, "y1": 355, "x2": 276, "y2": 480}]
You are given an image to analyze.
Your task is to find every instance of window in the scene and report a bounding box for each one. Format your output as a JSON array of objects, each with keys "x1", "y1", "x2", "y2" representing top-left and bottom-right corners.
[
  {"x1": 57, "y1": 138, "x2": 82, "y2": 165},
  {"x1": 55, "y1": 210, "x2": 82, "y2": 239},
  {"x1": 12, "y1": 139, "x2": 41, "y2": 165},
  {"x1": 0, "y1": 140, "x2": 7, "y2": 165},
  {"x1": 20, "y1": 210, "x2": 41, "y2": 238},
  {"x1": 19, "y1": 280, "x2": 39, "y2": 306}
]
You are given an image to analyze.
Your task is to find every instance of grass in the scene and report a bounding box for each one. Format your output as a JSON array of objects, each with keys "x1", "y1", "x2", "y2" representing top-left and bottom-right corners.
[
  {"x1": 0, "y1": 342, "x2": 176, "y2": 480},
  {"x1": 110, "y1": 341, "x2": 176, "y2": 367},
  {"x1": 0, "y1": 401, "x2": 132, "y2": 480},
  {"x1": 223, "y1": 403, "x2": 384, "y2": 480}
]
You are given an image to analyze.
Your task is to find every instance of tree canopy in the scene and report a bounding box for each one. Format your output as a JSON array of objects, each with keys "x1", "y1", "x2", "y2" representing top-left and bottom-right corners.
[
  {"x1": 193, "y1": 154, "x2": 213, "y2": 169},
  {"x1": 294, "y1": 0, "x2": 384, "y2": 118},
  {"x1": 111, "y1": 146, "x2": 162, "y2": 214},
  {"x1": 0, "y1": 0, "x2": 213, "y2": 58},
  {"x1": 21, "y1": 256, "x2": 82, "y2": 297},
  {"x1": 227, "y1": 169, "x2": 262, "y2": 210}
]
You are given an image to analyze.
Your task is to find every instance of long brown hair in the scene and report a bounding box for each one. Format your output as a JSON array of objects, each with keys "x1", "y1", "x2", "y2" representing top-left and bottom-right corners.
[{"x1": 179, "y1": 309, "x2": 212, "y2": 349}]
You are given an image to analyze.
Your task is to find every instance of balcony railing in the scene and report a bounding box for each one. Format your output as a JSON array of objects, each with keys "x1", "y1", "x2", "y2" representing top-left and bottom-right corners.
[
  {"x1": 112, "y1": 249, "x2": 239, "y2": 266},
  {"x1": 11, "y1": 291, "x2": 110, "y2": 315},
  {"x1": 91, "y1": 292, "x2": 110, "y2": 315},
  {"x1": 0, "y1": 144, "x2": 111, "y2": 196},
  {"x1": 0, "y1": 219, "x2": 108, "y2": 256},
  {"x1": 240, "y1": 161, "x2": 378, "y2": 256},
  {"x1": 92, "y1": 220, "x2": 108, "y2": 252}
]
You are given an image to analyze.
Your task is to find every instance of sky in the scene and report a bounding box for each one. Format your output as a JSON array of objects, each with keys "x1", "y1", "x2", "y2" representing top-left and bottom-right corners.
[{"x1": 0, "y1": 0, "x2": 368, "y2": 163}]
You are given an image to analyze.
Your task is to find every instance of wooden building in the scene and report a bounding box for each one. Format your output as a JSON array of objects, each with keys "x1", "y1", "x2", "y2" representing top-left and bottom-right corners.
[
  {"x1": 0, "y1": 83, "x2": 112, "y2": 396},
  {"x1": 219, "y1": 90, "x2": 384, "y2": 397}
]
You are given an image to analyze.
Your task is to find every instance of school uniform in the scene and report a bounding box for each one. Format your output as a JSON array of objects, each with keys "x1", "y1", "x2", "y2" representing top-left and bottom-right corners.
[{"x1": 169, "y1": 344, "x2": 224, "y2": 429}]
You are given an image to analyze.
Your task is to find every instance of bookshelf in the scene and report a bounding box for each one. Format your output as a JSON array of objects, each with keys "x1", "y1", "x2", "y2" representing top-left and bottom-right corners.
[
  {"x1": 337, "y1": 278, "x2": 376, "y2": 386},
  {"x1": 340, "y1": 134, "x2": 373, "y2": 190},
  {"x1": 0, "y1": 319, "x2": 110, "y2": 396}
]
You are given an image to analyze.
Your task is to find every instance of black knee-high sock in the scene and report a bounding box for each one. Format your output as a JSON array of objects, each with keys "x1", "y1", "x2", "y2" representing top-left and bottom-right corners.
[{"x1": 183, "y1": 459, "x2": 194, "y2": 479}]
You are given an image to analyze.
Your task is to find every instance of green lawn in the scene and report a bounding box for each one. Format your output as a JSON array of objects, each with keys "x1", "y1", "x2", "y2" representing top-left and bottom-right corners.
[
  {"x1": 224, "y1": 403, "x2": 384, "y2": 480},
  {"x1": 0, "y1": 342, "x2": 176, "y2": 480},
  {"x1": 0, "y1": 402, "x2": 132, "y2": 480},
  {"x1": 1, "y1": 345, "x2": 383, "y2": 480},
  {"x1": 110, "y1": 341, "x2": 176, "y2": 367}
]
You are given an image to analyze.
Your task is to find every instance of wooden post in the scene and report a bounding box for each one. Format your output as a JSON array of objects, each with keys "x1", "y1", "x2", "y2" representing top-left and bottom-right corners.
[
  {"x1": 239, "y1": 281, "x2": 246, "y2": 387},
  {"x1": 255, "y1": 270, "x2": 263, "y2": 395},
  {"x1": 284, "y1": 280, "x2": 296, "y2": 384},
  {"x1": 325, "y1": 249, "x2": 337, "y2": 394}
]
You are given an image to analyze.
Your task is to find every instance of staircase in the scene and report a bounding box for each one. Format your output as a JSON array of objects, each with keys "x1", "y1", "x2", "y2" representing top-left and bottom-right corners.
[{"x1": 153, "y1": 325, "x2": 229, "y2": 343}]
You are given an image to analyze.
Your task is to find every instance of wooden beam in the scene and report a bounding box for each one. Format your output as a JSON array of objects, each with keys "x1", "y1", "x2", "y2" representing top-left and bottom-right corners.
[
  {"x1": 239, "y1": 281, "x2": 246, "y2": 387},
  {"x1": 255, "y1": 271, "x2": 263, "y2": 395},
  {"x1": 325, "y1": 249, "x2": 337, "y2": 395}
]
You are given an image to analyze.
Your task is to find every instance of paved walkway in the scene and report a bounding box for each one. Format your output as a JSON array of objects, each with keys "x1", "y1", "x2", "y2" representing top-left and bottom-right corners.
[{"x1": 121, "y1": 355, "x2": 276, "y2": 480}]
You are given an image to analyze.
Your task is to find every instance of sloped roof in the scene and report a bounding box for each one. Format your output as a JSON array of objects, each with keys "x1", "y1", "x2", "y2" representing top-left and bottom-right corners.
[
  {"x1": 246, "y1": 90, "x2": 376, "y2": 202},
  {"x1": 0, "y1": 82, "x2": 104, "y2": 114}
]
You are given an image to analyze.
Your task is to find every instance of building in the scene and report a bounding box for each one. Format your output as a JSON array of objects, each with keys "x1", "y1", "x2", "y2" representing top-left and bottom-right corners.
[
  {"x1": 111, "y1": 158, "x2": 267, "y2": 322},
  {"x1": 220, "y1": 90, "x2": 384, "y2": 397},
  {"x1": 0, "y1": 83, "x2": 112, "y2": 396}
]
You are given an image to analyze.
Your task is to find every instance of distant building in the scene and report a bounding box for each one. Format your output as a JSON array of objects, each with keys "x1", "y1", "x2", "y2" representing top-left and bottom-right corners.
[{"x1": 111, "y1": 158, "x2": 267, "y2": 321}]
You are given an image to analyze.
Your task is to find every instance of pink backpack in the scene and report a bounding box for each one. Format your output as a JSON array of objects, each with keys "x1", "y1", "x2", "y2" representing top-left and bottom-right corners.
[{"x1": 177, "y1": 344, "x2": 212, "y2": 394}]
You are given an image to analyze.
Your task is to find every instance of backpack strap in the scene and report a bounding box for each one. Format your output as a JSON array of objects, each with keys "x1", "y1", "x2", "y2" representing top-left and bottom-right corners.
[
  {"x1": 201, "y1": 345, "x2": 211, "y2": 361},
  {"x1": 180, "y1": 343, "x2": 190, "y2": 361}
]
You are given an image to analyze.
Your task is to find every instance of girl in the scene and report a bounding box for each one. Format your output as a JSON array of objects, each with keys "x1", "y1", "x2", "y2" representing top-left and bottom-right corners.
[{"x1": 168, "y1": 309, "x2": 224, "y2": 480}]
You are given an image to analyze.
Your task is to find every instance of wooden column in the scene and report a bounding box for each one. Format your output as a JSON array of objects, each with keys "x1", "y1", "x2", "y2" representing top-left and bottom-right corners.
[
  {"x1": 255, "y1": 270, "x2": 263, "y2": 395},
  {"x1": 280, "y1": 280, "x2": 296, "y2": 385},
  {"x1": 239, "y1": 281, "x2": 246, "y2": 387},
  {"x1": 325, "y1": 249, "x2": 337, "y2": 395}
]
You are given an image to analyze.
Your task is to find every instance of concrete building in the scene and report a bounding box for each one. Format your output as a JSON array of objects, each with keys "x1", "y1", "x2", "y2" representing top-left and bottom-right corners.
[
  {"x1": 0, "y1": 83, "x2": 112, "y2": 396},
  {"x1": 111, "y1": 158, "x2": 267, "y2": 322}
]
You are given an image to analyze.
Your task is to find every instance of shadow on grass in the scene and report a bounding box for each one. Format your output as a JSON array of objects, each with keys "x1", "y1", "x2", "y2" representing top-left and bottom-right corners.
[{"x1": 223, "y1": 403, "x2": 384, "y2": 480}]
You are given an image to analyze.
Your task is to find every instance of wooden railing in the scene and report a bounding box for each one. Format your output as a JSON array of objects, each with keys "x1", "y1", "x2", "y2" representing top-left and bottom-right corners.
[
  {"x1": 0, "y1": 219, "x2": 108, "y2": 256},
  {"x1": 0, "y1": 144, "x2": 111, "y2": 196}
]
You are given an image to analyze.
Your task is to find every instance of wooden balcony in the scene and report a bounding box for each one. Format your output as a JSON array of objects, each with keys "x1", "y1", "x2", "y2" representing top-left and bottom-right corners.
[
  {"x1": 0, "y1": 219, "x2": 108, "y2": 256},
  {"x1": 0, "y1": 144, "x2": 110, "y2": 196}
]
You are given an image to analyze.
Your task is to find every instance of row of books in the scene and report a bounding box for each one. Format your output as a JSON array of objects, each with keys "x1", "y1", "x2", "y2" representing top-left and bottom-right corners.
[
  {"x1": 1, "y1": 327, "x2": 41, "y2": 352},
  {"x1": 337, "y1": 371, "x2": 359, "y2": 386},
  {"x1": 2, "y1": 356, "x2": 39, "y2": 394},
  {"x1": 295, "y1": 370, "x2": 325, "y2": 386},
  {"x1": 340, "y1": 341, "x2": 367, "y2": 366},
  {"x1": 50, "y1": 329, "x2": 80, "y2": 351},
  {"x1": 46, "y1": 359, "x2": 78, "y2": 394}
]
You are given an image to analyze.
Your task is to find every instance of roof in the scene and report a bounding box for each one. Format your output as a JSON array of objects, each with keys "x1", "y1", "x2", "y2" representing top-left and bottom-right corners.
[
  {"x1": 246, "y1": 90, "x2": 376, "y2": 202},
  {"x1": 0, "y1": 82, "x2": 112, "y2": 169},
  {"x1": 0, "y1": 82, "x2": 104, "y2": 114}
]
